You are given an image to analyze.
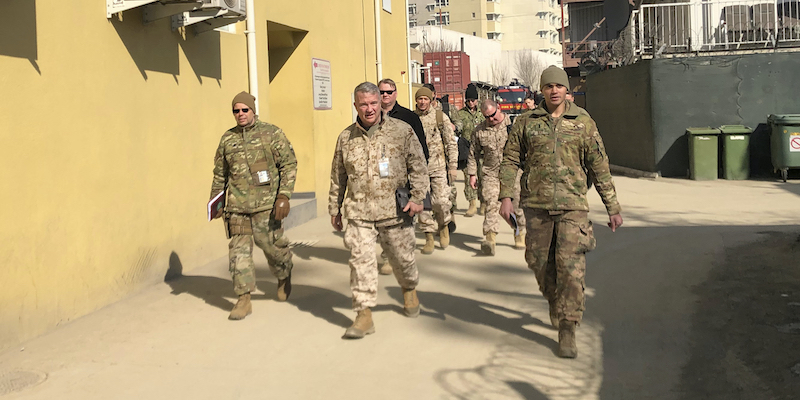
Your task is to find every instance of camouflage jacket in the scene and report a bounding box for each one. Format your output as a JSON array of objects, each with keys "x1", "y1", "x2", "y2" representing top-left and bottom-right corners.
[
  {"x1": 466, "y1": 113, "x2": 511, "y2": 179},
  {"x1": 415, "y1": 107, "x2": 458, "y2": 173},
  {"x1": 328, "y1": 113, "x2": 430, "y2": 223},
  {"x1": 210, "y1": 119, "x2": 298, "y2": 214},
  {"x1": 452, "y1": 107, "x2": 485, "y2": 142},
  {"x1": 498, "y1": 101, "x2": 621, "y2": 215}
]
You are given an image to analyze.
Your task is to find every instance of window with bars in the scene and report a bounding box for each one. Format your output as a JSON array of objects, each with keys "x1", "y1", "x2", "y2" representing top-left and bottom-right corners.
[
  {"x1": 408, "y1": 4, "x2": 417, "y2": 14},
  {"x1": 435, "y1": 0, "x2": 449, "y2": 6},
  {"x1": 409, "y1": 19, "x2": 417, "y2": 27}
]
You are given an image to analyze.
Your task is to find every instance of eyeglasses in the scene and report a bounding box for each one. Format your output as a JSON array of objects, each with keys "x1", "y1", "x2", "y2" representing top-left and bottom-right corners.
[
  {"x1": 379, "y1": 90, "x2": 395, "y2": 95},
  {"x1": 483, "y1": 109, "x2": 498, "y2": 119},
  {"x1": 233, "y1": 108, "x2": 250, "y2": 114}
]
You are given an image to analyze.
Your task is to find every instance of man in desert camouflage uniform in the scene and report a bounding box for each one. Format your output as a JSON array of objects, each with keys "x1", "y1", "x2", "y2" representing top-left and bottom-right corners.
[
  {"x1": 329, "y1": 82, "x2": 430, "y2": 339},
  {"x1": 499, "y1": 66, "x2": 623, "y2": 358},
  {"x1": 415, "y1": 87, "x2": 459, "y2": 254},
  {"x1": 452, "y1": 84, "x2": 485, "y2": 217},
  {"x1": 467, "y1": 99, "x2": 525, "y2": 256},
  {"x1": 210, "y1": 91, "x2": 297, "y2": 321}
]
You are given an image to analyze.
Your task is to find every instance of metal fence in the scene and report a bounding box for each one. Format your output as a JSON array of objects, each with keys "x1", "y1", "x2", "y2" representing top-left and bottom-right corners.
[{"x1": 634, "y1": 0, "x2": 800, "y2": 55}]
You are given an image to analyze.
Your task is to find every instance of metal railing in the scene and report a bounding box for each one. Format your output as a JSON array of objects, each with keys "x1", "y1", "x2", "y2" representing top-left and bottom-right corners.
[{"x1": 633, "y1": 0, "x2": 800, "y2": 56}]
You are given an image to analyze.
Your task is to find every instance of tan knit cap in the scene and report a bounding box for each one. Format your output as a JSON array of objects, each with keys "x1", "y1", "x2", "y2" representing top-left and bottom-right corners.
[
  {"x1": 232, "y1": 91, "x2": 256, "y2": 111},
  {"x1": 539, "y1": 66, "x2": 570, "y2": 91},
  {"x1": 415, "y1": 87, "x2": 434, "y2": 101}
]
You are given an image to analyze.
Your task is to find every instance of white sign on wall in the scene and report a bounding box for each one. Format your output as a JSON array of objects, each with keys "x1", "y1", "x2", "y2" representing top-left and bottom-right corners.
[{"x1": 312, "y1": 58, "x2": 332, "y2": 110}]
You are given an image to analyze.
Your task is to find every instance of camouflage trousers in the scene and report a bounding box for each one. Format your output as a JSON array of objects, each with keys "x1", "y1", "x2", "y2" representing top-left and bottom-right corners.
[
  {"x1": 344, "y1": 218, "x2": 419, "y2": 311},
  {"x1": 419, "y1": 169, "x2": 453, "y2": 233},
  {"x1": 522, "y1": 209, "x2": 596, "y2": 324},
  {"x1": 462, "y1": 158, "x2": 482, "y2": 202},
  {"x1": 227, "y1": 211, "x2": 293, "y2": 296},
  {"x1": 483, "y1": 170, "x2": 525, "y2": 236}
]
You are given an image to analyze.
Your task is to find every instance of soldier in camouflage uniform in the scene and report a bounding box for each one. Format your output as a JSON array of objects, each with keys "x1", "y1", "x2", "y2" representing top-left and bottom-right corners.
[
  {"x1": 329, "y1": 82, "x2": 430, "y2": 339},
  {"x1": 467, "y1": 99, "x2": 525, "y2": 256},
  {"x1": 498, "y1": 66, "x2": 623, "y2": 358},
  {"x1": 210, "y1": 91, "x2": 297, "y2": 321},
  {"x1": 453, "y1": 84, "x2": 485, "y2": 217},
  {"x1": 414, "y1": 87, "x2": 459, "y2": 254}
]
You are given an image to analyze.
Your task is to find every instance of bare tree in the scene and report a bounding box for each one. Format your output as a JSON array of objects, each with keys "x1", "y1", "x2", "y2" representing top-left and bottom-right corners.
[
  {"x1": 514, "y1": 50, "x2": 547, "y2": 88},
  {"x1": 421, "y1": 39, "x2": 459, "y2": 53},
  {"x1": 491, "y1": 60, "x2": 511, "y2": 86}
]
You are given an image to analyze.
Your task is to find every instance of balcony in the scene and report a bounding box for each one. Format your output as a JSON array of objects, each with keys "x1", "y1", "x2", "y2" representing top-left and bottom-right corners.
[{"x1": 632, "y1": 0, "x2": 800, "y2": 56}]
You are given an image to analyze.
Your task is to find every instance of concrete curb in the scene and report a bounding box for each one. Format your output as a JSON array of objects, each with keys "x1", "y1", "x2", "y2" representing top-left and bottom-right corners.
[{"x1": 610, "y1": 165, "x2": 660, "y2": 179}]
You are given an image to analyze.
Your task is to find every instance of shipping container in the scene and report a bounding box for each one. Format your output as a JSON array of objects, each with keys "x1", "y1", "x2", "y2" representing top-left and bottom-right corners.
[
  {"x1": 423, "y1": 51, "x2": 471, "y2": 95},
  {"x1": 422, "y1": 51, "x2": 471, "y2": 114}
]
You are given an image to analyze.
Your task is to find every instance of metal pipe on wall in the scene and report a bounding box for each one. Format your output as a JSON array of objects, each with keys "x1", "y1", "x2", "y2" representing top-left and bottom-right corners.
[
  {"x1": 406, "y1": 0, "x2": 413, "y2": 106},
  {"x1": 245, "y1": 0, "x2": 260, "y2": 114},
  {"x1": 374, "y1": 0, "x2": 383, "y2": 80}
]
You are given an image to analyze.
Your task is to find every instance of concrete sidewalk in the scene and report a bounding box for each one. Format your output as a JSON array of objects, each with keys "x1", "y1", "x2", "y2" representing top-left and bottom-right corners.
[{"x1": 1, "y1": 177, "x2": 799, "y2": 399}]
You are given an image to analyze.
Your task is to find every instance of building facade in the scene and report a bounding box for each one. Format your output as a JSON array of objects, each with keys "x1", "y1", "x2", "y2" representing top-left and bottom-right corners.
[{"x1": 0, "y1": 0, "x2": 411, "y2": 352}]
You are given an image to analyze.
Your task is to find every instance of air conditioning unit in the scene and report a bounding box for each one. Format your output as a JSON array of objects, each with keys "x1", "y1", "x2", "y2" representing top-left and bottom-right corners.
[
  {"x1": 200, "y1": 0, "x2": 246, "y2": 17},
  {"x1": 143, "y1": 1, "x2": 203, "y2": 23},
  {"x1": 107, "y1": 0, "x2": 159, "y2": 18},
  {"x1": 172, "y1": 0, "x2": 246, "y2": 34}
]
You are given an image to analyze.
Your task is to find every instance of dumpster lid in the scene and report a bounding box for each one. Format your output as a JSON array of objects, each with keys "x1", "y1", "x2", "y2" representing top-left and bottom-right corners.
[
  {"x1": 718, "y1": 125, "x2": 752, "y2": 134},
  {"x1": 686, "y1": 127, "x2": 721, "y2": 135},
  {"x1": 768, "y1": 114, "x2": 800, "y2": 125}
]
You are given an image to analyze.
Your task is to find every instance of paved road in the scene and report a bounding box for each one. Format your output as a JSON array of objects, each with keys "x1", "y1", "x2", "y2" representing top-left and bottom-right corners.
[{"x1": 1, "y1": 177, "x2": 798, "y2": 399}]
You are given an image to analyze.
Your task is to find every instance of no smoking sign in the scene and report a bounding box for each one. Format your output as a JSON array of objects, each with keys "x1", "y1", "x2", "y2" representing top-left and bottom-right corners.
[{"x1": 791, "y1": 135, "x2": 800, "y2": 152}]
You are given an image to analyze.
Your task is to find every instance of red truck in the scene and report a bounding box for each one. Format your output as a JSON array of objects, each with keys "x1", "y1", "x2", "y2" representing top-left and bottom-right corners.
[{"x1": 497, "y1": 85, "x2": 531, "y2": 119}]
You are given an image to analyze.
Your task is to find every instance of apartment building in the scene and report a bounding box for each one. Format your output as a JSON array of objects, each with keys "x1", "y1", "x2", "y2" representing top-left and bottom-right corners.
[{"x1": 408, "y1": 0, "x2": 564, "y2": 61}]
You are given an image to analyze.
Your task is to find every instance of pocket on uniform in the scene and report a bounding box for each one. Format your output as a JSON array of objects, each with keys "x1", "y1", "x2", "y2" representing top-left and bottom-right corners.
[{"x1": 577, "y1": 221, "x2": 596, "y2": 253}]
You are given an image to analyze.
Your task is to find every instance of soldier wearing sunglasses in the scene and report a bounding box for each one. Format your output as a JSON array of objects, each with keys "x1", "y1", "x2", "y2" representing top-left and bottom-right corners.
[{"x1": 209, "y1": 91, "x2": 298, "y2": 320}]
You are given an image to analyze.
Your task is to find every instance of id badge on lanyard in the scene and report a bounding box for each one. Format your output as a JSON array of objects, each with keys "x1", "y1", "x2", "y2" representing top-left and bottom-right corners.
[{"x1": 378, "y1": 145, "x2": 389, "y2": 178}]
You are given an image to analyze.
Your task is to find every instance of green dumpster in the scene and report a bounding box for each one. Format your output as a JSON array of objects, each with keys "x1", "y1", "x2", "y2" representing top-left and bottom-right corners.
[
  {"x1": 768, "y1": 114, "x2": 800, "y2": 182},
  {"x1": 719, "y1": 125, "x2": 752, "y2": 180},
  {"x1": 687, "y1": 127, "x2": 721, "y2": 180}
]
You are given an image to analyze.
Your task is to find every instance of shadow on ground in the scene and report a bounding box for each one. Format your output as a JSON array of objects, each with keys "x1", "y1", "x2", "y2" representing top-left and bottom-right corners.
[
  {"x1": 387, "y1": 288, "x2": 554, "y2": 350},
  {"x1": 676, "y1": 231, "x2": 800, "y2": 400}
]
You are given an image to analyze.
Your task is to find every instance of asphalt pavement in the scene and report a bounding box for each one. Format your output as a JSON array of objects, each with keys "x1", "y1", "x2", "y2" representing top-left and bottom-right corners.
[{"x1": 1, "y1": 176, "x2": 799, "y2": 400}]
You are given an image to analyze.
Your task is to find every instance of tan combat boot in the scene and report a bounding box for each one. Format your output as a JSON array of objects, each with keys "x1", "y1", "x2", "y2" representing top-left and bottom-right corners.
[
  {"x1": 481, "y1": 232, "x2": 496, "y2": 256},
  {"x1": 465, "y1": 200, "x2": 478, "y2": 217},
  {"x1": 422, "y1": 233, "x2": 435, "y2": 254},
  {"x1": 402, "y1": 288, "x2": 420, "y2": 318},
  {"x1": 379, "y1": 262, "x2": 393, "y2": 275},
  {"x1": 439, "y1": 225, "x2": 450, "y2": 249},
  {"x1": 228, "y1": 293, "x2": 252, "y2": 320},
  {"x1": 478, "y1": 202, "x2": 486, "y2": 216},
  {"x1": 277, "y1": 275, "x2": 291, "y2": 302},
  {"x1": 558, "y1": 320, "x2": 578, "y2": 358},
  {"x1": 514, "y1": 233, "x2": 525, "y2": 250},
  {"x1": 377, "y1": 252, "x2": 393, "y2": 275},
  {"x1": 343, "y1": 308, "x2": 375, "y2": 339}
]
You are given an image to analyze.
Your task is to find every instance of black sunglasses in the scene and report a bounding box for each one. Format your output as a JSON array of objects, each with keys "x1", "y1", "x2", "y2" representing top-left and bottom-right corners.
[
  {"x1": 379, "y1": 90, "x2": 395, "y2": 95},
  {"x1": 233, "y1": 108, "x2": 250, "y2": 114},
  {"x1": 483, "y1": 108, "x2": 498, "y2": 119}
]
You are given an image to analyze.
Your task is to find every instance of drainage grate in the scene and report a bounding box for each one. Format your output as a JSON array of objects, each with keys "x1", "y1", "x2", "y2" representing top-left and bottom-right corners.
[{"x1": 0, "y1": 370, "x2": 47, "y2": 396}]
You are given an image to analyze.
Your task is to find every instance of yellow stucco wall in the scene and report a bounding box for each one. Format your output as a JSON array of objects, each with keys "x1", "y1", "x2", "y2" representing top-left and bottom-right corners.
[{"x1": 0, "y1": 0, "x2": 410, "y2": 352}]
